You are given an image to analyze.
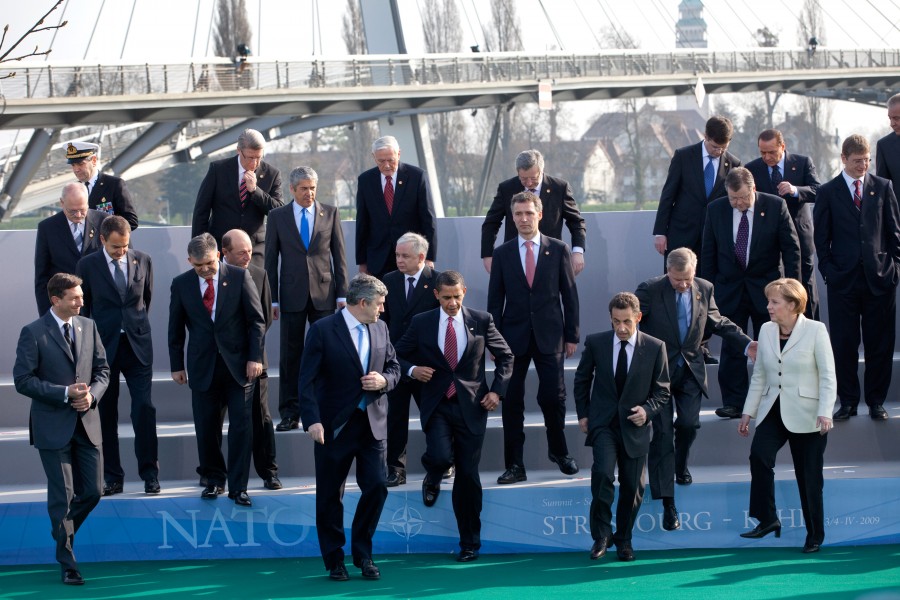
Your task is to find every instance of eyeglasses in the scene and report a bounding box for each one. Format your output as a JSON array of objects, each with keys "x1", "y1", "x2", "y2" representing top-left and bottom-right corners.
[{"x1": 847, "y1": 157, "x2": 871, "y2": 167}]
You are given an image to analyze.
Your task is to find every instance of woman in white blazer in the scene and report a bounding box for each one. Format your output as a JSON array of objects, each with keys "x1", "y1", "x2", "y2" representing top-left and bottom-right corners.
[{"x1": 737, "y1": 278, "x2": 837, "y2": 553}]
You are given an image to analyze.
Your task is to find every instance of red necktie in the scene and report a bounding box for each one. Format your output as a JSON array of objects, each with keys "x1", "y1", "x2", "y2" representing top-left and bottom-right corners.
[
  {"x1": 203, "y1": 278, "x2": 215, "y2": 315},
  {"x1": 239, "y1": 179, "x2": 249, "y2": 210},
  {"x1": 524, "y1": 240, "x2": 536, "y2": 288},
  {"x1": 444, "y1": 317, "x2": 458, "y2": 399},
  {"x1": 384, "y1": 175, "x2": 394, "y2": 214},
  {"x1": 853, "y1": 180, "x2": 862, "y2": 210}
]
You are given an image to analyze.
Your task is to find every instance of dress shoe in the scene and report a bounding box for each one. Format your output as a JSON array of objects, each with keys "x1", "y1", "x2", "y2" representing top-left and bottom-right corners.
[
  {"x1": 144, "y1": 478, "x2": 161, "y2": 494},
  {"x1": 590, "y1": 538, "x2": 608, "y2": 560},
  {"x1": 870, "y1": 405, "x2": 889, "y2": 420},
  {"x1": 715, "y1": 406, "x2": 742, "y2": 419},
  {"x1": 616, "y1": 541, "x2": 635, "y2": 562},
  {"x1": 275, "y1": 417, "x2": 300, "y2": 431},
  {"x1": 802, "y1": 542, "x2": 821, "y2": 554},
  {"x1": 548, "y1": 453, "x2": 579, "y2": 475},
  {"x1": 443, "y1": 466, "x2": 455, "y2": 479},
  {"x1": 832, "y1": 406, "x2": 857, "y2": 421},
  {"x1": 328, "y1": 564, "x2": 349, "y2": 581},
  {"x1": 497, "y1": 465, "x2": 527, "y2": 484},
  {"x1": 201, "y1": 484, "x2": 223, "y2": 499},
  {"x1": 663, "y1": 504, "x2": 681, "y2": 531},
  {"x1": 422, "y1": 479, "x2": 440, "y2": 507},
  {"x1": 264, "y1": 476, "x2": 283, "y2": 490},
  {"x1": 675, "y1": 470, "x2": 693, "y2": 485},
  {"x1": 62, "y1": 568, "x2": 84, "y2": 585},
  {"x1": 740, "y1": 520, "x2": 782, "y2": 539},
  {"x1": 228, "y1": 491, "x2": 252, "y2": 506},
  {"x1": 456, "y1": 548, "x2": 479, "y2": 562},
  {"x1": 386, "y1": 472, "x2": 406, "y2": 487},
  {"x1": 102, "y1": 481, "x2": 124, "y2": 496},
  {"x1": 359, "y1": 559, "x2": 380, "y2": 579}
]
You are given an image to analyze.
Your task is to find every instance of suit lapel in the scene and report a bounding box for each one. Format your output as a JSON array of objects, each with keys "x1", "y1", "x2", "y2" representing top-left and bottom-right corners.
[
  {"x1": 621, "y1": 334, "x2": 644, "y2": 399},
  {"x1": 406, "y1": 267, "x2": 432, "y2": 315},
  {"x1": 533, "y1": 236, "x2": 552, "y2": 281},
  {"x1": 691, "y1": 143, "x2": 707, "y2": 199},
  {"x1": 335, "y1": 313, "x2": 365, "y2": 375},
  {"x1": 45, "y1": 312, "x2": 74, "y2": 362},
  {"x1": 309, "y1": 202, "x2": 328, "y2": 248},
  {"x1": 781, "y1": 315, "x2": 806, "y2": 355},
  {"x1": 747, "y1": 194, "x2": 766, "y2": 263},
  {"x1": 392, "y1": 164, "x2": 408, "y2": 214},
  {"x1": 72, "y1": 317, "x2": 87, "y2": 366},
  {"x1": 459, "y1": 308, "x2": 477, "y2": 367}
]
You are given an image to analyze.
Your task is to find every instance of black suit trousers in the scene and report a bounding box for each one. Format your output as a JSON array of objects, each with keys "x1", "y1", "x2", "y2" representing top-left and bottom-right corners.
[
  {"x1": 279, "y1": 306, "x2": 333, "y2": 420},
  {"x1": 719, "y1": 291, "x2": 767, "y2": 409},
  {"x1": 748, "y1": 400, "x2": 828, "y2": 545},
  {"x1": 589, "y1": 425, "x2": 645, "y2": 544},
  {"x1": 99, "y1": 334, "x2": 158, "y2": 483},
  {"x1": 314, "y1": 409, "x2": 387, "y2": 570},
  {"x1": 421, "y1": 399, "x2": 485, "y2": 551},
  {"x1": 252, "y1": 371, "x2": 278, "y2": 480},
  {"x1": 648, "y1": 362, "x2": 702, "y2": 499},
  {"x1": 386, "y1": 378, "x2": 422, "y2": 475}
]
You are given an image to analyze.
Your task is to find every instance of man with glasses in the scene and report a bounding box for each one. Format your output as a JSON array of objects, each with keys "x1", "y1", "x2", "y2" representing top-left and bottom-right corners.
[
  {"x1": 34, "y1": 183, "x2": 107, "y2": 315},
  {"x1": 192, "y1": 128, "x2": 284, "y2": 269}
]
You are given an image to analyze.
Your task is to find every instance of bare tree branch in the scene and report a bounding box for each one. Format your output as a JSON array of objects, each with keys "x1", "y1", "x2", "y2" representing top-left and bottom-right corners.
[{"x1": 0, "y1": 0, "x2": 67, "y2": 65}]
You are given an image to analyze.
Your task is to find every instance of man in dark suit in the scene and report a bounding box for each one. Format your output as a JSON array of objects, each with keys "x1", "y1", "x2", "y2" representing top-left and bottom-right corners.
[
  {"x1": 76, "y1": 215, "x2": 159, "y2": 496},
  {"x1": 746, "y1": 129, "x2": 821, "y2": 319},
  {"x1": 355, "y1": 135, "x2": 437, "y2": 280},
  {"x1": 875, "y1": 93, "x2": 900, "y2": 192},
  {"x1": 265, "y1": 166, "x2": 348, "y2": 431},
  {"x1": 574, "y1": 292, "x2": 669, "y2": 562},
  {"x1": 381, "y1": 232, "x2": 441, "y2": 486},
  {"x1": 168, "y1": 233, "x2": 266, "y2": 506},
  {"x1": 222, "y1": 229, "x2": 281, "y2": 490},
  {"x1": 66, "y1": 141, "x2": 138, "y2": 230},
  {"x1": 635, "y1": 247, "x2": 755, "y2": 531},
  {"x1": 192, "y1": 128, "x2": 284, "y2": 269},
  {"x1": 481, "y1": 149, "x2": 586, "y2": 276},
  {"x1": 814, "y1": 134, "x2": 900, "y2": 422},
  {"x1": 488, "y1": 191, "x2": 580, "y2": 483},
  {"x1": 34, "y1": 183, "x2": 106, "y2": 315},
  {"x1": 701, "y1": 167, "x2": 801, "y2": 419},
  {"x1": 14, "y1": 273, "x2": 109, "y2": 585},
  {"x1": 298, "y1": 274, "x2": 400, "y2": 582},
  {"x1": 395, "y1": 270, "x2": 513, "y2": 563}
]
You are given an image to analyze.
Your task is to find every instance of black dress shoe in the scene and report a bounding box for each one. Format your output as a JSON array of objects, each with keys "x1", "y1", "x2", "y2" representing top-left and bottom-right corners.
[
  {"x1": 616, "y1": 541, "x2": 635, "y2": 562},
  {"x1": 590, "y1": 538, "x2": 608, "y2": 560},
  {"x1": 62, "y1": 568, "x2": 84, "y2": 585},
  {"x1": 359, "y1": 559, "x2": 380, "y2": 579},
  {"x1": 456, "y1": 548, "x2": 479, "y2": 562},
  {"x1": 870, "y1": 404, "x2": 889, "y2": 420},
  {"x1": 663, "y1": 504, "x2": 681, "y2": 531},
  {"x1": 497, "y1": 465, "x2": 527, "y2": 484},
  {"x1": 275, "y1": 417, "x2": 300, "y2": 431},
  {"x1": 329, "y1": 564, "x2": 349, "y2": 581},
  {"x1": 802, "y1": 542, "x2": 821, "y2": 553},
  {"x1": 548, "y1": 453, "x2": 579, "y2": 475},
  {"x1": 443, "y1": 466, "x2": 455, "y2": 479},
  {"x1": 264, "y1": 476, "x2": 283, "y2": 490},
  {"x1": 740, "y1": 520, "x2": 782, "y2": 539},
  {"x1": 144, "y1": 478, "x2": 161, "y2": 494},
  {"x1": 833, "y1": 406, "x2": 857, "y2": 421},
  {"x1": 102, "y1": 481, "x2": 124, "y2": 496},
  {"x1": 715, "y1": 406, "x2": 742, "y2": 419},
  {"x1": 228, "y1": 491, "x2": 252, "y2": 506},
  {"x1": 386, "y1": 472, "x2": 407, "y2": 487},
  {"x1": 201, "y1": 484, "x2": 223, "y2": 499},
  {"x1": 422, "y1": 479, "x2": 440, "y2": 507},
  {"x1": 675, "y1": 470, "x2": 693, "y2": 485}
]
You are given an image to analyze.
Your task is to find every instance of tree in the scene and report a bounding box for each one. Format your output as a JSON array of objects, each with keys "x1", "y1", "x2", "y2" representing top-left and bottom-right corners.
[
  {"x1": 212, "y1": 0, "x2": 253, "y2": 90},
  {"x1": 0, "y1": 0, "x2": 67, "y2": 79},
  {"x1": 795, "y1": 0, "x2": 835, "y2": 173},
  {"x1": 753, "y1": 27, "x2": 782, "y2": 128}
]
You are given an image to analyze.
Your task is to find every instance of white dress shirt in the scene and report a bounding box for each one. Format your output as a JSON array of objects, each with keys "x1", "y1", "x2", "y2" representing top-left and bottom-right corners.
[{"x1": 612, "y1": 331, "x2": 637, "y2": 373}]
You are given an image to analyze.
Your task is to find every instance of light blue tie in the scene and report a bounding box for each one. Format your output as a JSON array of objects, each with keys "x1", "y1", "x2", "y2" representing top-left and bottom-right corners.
[
  {"x1": 677, "y1": 292, "x2": 689, "y2": 342},
  {"x1": 356, "y1": 324, "x2": 370, "y2": 410},
  {"x1": 300, "y1": 207, "x2": 310, "y2": 248},
  {"x1": 704, "y1": 157, "x2": 715, "y2": 197}
]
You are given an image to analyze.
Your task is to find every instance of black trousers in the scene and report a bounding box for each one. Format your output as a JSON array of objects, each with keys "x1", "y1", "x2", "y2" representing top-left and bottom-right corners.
[
  {"x1": 38, "y1": 418, "x2": 102, "y2": 570},
  {"x1": 386, "y1": 377, "x2": 422, "y2": 476},
  {"x1": 422, "y1": 399, "x2": 485, "y2": 551},
  {"x1": 278, "y1": 305, "x2": 332, "y2": 421},
  {"x1": 192, "y1": 354, "x2": 253, "y2": 492},
  {"x1": 748, "y1": 399, "x2": 828, "y2": 545},
  {"x1": 589, "y1": 425, "x2": 645, "y2": 544},
  {"x1": 99, "y1": 334, "x2": 158, "y2": 483},
  {"x1": 648, "y1": 362, "x2": 703, "y2": 499},
  {"x1": 314, "y1": 409, "x2": 387, "y2": 570},
  {"x1": 251, "y1": 370, "x2": 278, "y2": 480},
  {"x1": 502, "y1": 335, "x2": 568, "y2": 468},
  {"x1": 720, "y1": 292, "x2": 767, "y2": 409},
  {"x1": 827, "y1": 270, "x2": 896, "y2": 407}
]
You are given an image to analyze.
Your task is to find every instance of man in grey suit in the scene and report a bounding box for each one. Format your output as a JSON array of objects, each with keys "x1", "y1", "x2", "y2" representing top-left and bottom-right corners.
[
  {"x1": 265, "y1": 166, "x2": 349, "y2": 431},
  {"x1": 14, "y1": 273, "x2": 110, "y2": 585},
  {"x1": 574, "y1": 292, "x2": 669, "y2": 563}
]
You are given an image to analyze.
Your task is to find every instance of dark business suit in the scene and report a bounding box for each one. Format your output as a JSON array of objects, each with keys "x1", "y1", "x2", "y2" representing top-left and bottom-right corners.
[
  {"x1": 265, "y1": 201, "x2": 348, "y2": 422},
  {"x1": 574, "y1": 330, "x2": 670, "y2": 545},
  {"x1": 192, "y1": 155, "x2": 284, "y2": 269},
  {"x1": 13, "y1": 312, "x2": 109, "y2": 571},
  {"x1": 355, "y1": 163, "x2": 437, "y2": 279},
  {"x1": 88, "y1": 173, "x2": 138, "y2": 230},
  {"x1": 298, "y1": 311, "x2": 400, "y2": 570},
  {"x1": 168, "y1": 262, "x2": 266, "y2": 493},
  {"x1": 488, "y1": 234, "x2": 579, "y2": 469},
  {"x1": 635, "y1": 275, "x2": 751, "y2": 497},
  {"x1": 480, "y1": 174, "x2": 586, "y2": 257},
  {"x1": 76, "y1": 248, "x2": 157, "y2": 486},
  {"x1": 653, "y1": 141, "x2": 741, "y2": 271},
  {"x1": 876, "y1": 131, "x2": 900, "y2": 192},
  {"x1": 813, "y1": 172, "x2": 900, "y2": 409},
  {"x1": 701, "y1": 192, "x2": 800, "y2": 410},
  {"x1": 382, "y1": 266, "x2": 441, "y2": 477},
  {"x1": 394, "y1": 306, "x2": 513, "y2": 551},
  {"x1": 746, "y1": 153, "x2": 821, "y2": 318},
  {"x1": 34, "y1": 209, "x2": 106, "y2": 315}
]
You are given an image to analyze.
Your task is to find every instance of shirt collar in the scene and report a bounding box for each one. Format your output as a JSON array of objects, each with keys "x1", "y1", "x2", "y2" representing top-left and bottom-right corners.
[
  {"x1": 103, "y1": 247, "x2": 125, "y2": 265},
  {"x1": 49, "y1": 308, "x2": 71, "y2": 329},
  {"x1": 518, "y1": 232, "x2": 542, "y2": 247},
  {"x1": 440, "y1": 308, "x2": 463, "y2": 325},
  {"x1": 293, "y1": 201, "x2": 315, "y2": 215},
  {"x1": 404, "y1": 265, "x2": 425, "y2": 282},
  {"x1": 842, "y1": 170, "x2": 863, "y2": 187},
  {"x1": 342, "y1": 306, "x2": 364, "y2": 331},
  {"x1": 614, "y1": 331, "x2": 637, "y2": 348}
]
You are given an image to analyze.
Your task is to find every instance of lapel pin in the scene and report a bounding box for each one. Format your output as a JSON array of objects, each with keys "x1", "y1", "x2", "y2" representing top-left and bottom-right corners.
[
  {"x1": 423, "y1": 285, "x2": 429, "y2": 289},
  {"x1": 696, "y1": 293, "x2": 701, "y2": 300},
  {"x1": 870, "y1": 191, "x2": 875, "y2": 195},
  {"x1": 89, "y1": 229, "x2": 94, "y2": 239},
  {"x1": 544, "y1": 251, "x2": 550, "y2": 255},
  {"x1": 319, "y1": 211, "x2": 324, "y2": 216},
  {"x1": 77, "y1": 326, "x2": 82, "y2": 333},
  {"x1": 222, "y1": 281, "x2": 228, "y2": 287},
  {"x1": 724, "y1": 162, "x2": 729, "y2": 168},
  {"x1": 760, "y1": 212, "x2": 765, "y2": 217},
  {"x1": 791, "y1": 166, "x2": 797, "y2": 171}
]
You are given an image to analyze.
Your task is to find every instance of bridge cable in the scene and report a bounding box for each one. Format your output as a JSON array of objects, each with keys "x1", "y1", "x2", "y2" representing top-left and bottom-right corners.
[
  {"x1": 598, "y1": 0, "x2": 636, "y2": 48},
  {"x1": 204, "y1": 0, "x2": 216, "y2": 56},
  {"x1": 593, "y1": 0, "x2": 628, "y2": 48},
  {"x1": 699, "y1": 4, "x2": 738, "y2": 48},
  {"x1": 466, "y1": 0, "x2": 494, "y2": 52},
  {"x1": 774, "y1": 0, "x2": 803, "y2": 36},
  {"x1": 536, "y1": 0, "x2": 566, "y2": 51},
  {"x1": 84, "y1": 0, "x2": 106, "y2": 59},
  {"x1": 812, "y1": 0, "x2": 859, "y2": 46},
  {"x1": 315, "y1": 0, "x2": 324, "y2": 55},
  {"x1": 648, "y1": 0, "x2": 676, "y2": 31},
  {"x1": 458, "y1": 0, "x2": 484, "y2": 50},
  {"x1": 862, "y1": 0, "x2": 899, "y2": 39},
  {"x1": 190, "y1": 1, "x2": 202, "y2": 57},
  {"x1": 720, "y1": 0, "x2": 767, "y2": 44},
  {"x1": 571, "y1": 0, "x2": 603, "y2": 49},
  {"x1": 119, "y1": 0, "x2": 138, "y2": 60},
  {"x1": 630, "y1": 0, "x2": 671, "y2": 49}
]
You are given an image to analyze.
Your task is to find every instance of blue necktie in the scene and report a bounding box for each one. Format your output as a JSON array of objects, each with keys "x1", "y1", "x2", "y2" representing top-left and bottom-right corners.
[
  {"x1": 677, "y1": 292, "x2": 688, "y2": 342},
  {"x1": 356, "y1": 324, "x2": 371, "y2": 410},
  {"x1": 704, "y1": 157, "x2": 715, "y2": 198},
  {"x1": 300, "y1": 207, "x2": 310, "y2": 248}
]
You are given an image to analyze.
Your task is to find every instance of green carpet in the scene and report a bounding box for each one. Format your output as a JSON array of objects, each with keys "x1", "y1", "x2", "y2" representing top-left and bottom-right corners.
[{"x1": 1, "y1": 546, "x2": 899, "y2": 599}]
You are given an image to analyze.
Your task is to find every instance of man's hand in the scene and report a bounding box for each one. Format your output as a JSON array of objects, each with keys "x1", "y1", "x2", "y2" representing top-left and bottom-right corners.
[
  {"x1": 70, "y1": 388, "x2": 92, "y2": 412},
  {"x1": 171, "y1": 371, "x2": 187, "y2": 385},
  {"x1": 359, "y1": 264, "x2": 368, "y2": 274},
  {"x1": 243, "y1": 169, "x2": 257, "y2": 193},
  {"x1": 776, "y1": 181, "x2": 796, "y2": 197},
  {"x1": 361, "y1": 371, "x2": 387, "y2": 391},
  {"x1": 572, "y1": 252, "x2": 585, "y2": 276},
  {"x1": 738, "y1": 414, "x2": 751, "y2": 437},
  {"x1": 412, "y1": 366, "x2": 435, "y2": 382},
  {"x1": 579, "y1": 417, "x2": 588, "y2": 433},
  {"x1": 482, "y1": 257, "x2": 492, "y2": 274},
  {"x1": 67, "y1": 382, "x2": 90, "y2": 400},
  {"x1": 480, "y1": 391, "x2": 500, "y2": 412},
  {"x1": 627, "y1": 405, "x2": 648, "y2": 426},
  {"x1": 747, "y1": 341, "x2": 759, "y2": 363},
  {"x1": 246, "y1": 361, "x2": 263, "y2": 380},
  {"x1": 308, "y1": 423, "x2": 325, "y2": 445},
  {"x1": 565, "y1": 342, "x2": 577, "y2": 358},
  {"x1": 272, "y1": 306, "x2": 280, "y2": 320},
  {"x1": 654, "y1": 235, "x2": 667, "y2": 255}
]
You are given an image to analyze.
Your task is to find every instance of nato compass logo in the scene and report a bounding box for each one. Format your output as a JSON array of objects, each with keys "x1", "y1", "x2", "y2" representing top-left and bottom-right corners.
[{"x1": 389, "y1": 504, "x2": 428, "y2": 540}]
